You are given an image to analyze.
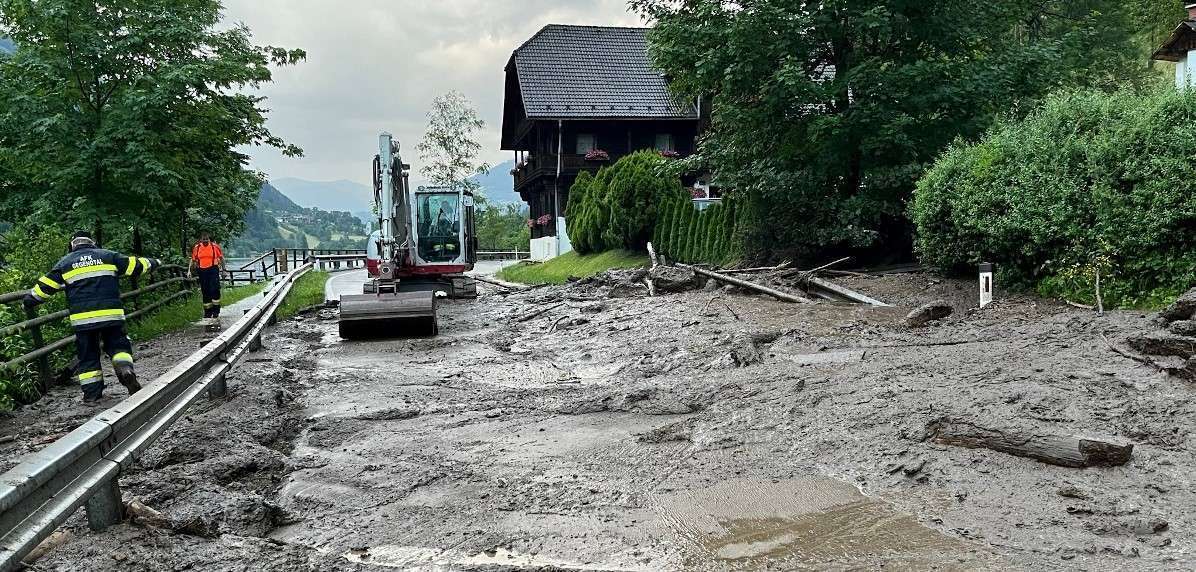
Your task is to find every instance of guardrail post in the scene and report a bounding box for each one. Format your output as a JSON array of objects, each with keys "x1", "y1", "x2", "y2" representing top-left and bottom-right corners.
[
  {"x1": 24, "y1": 305, "x2": 52, "y2": 393},
  {"x1": 276, "y1": 249, "x2": 288, "y2": 274},
  {"x1": 208, "y1": 372, "x2": 227, "y2": 398},
  {"x1": 85, "y1": 478, "x2": 124, "y2": 531},
  {"x1": 249, "y1": 333, "x2": 263, "y2": 352}
]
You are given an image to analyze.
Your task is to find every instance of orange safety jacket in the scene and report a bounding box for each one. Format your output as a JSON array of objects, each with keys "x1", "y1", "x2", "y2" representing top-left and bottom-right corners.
[{"x1": 191, "y1": 242, "x2": 223, "y2": 270}]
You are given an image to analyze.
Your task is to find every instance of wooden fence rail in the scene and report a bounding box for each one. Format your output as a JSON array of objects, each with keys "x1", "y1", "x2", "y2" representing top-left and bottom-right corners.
[{"x1": 0, "y1": 265, "x2": 193, "y2": 396}]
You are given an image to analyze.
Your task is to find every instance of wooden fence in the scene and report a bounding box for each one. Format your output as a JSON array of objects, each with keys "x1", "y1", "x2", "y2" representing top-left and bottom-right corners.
[{"x1": 0, "y1": 265, "x2": 193, "y2": 396}]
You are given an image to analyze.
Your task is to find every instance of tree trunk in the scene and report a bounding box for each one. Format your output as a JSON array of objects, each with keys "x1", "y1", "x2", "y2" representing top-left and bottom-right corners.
[
  {"x1": 928, "y1": 418, "x2": 1132, "y2": 468},
  {"x1": 132, "y1": 226, "x2": 143, "y2": 255}
]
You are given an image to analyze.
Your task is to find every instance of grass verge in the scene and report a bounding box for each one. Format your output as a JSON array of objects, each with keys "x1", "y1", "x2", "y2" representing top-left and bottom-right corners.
[
  {"x1": 277, "y1": 271, "x2": 330, "y2": 320},
  {"x1": 127, "y1": 281, "x2": 269, "y2": 342},
  {"x1": 498, "y1": 250, "x2": 649, "y2": 285}
]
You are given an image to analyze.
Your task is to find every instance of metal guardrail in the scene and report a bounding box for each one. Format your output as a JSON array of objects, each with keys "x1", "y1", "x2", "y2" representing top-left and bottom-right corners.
[
  {"x1": 477, "y1": 250, "x2": 530, "y2": 261},
  {"x1": 312, "y1": 253, "x2": 366, "y2": 272},
  {"x1": 0, "y1": 262, "x2": 314, "y2": 571}
]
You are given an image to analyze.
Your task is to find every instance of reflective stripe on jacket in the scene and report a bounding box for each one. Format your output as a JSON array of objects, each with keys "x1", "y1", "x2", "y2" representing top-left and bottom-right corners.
[{"x1": 30, "y1": 248, "x2": 161, "y2": 331}]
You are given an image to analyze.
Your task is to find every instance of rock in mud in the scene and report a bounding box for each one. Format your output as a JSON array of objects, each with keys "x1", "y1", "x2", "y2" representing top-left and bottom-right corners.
[
  {"x1": 608, "y1": 283, "x2": 648, "y2": 298},
  {"x1": 649, "y1": 265, "x2": 700, "y2": 293},
  {"x1": 1126, "y1": 333, "x2": 1196, "y2": 358},
  {"x1": 703, "y1": 279, "x2": 720, "y2": 292},
  {"x1": 1168, "y1": 320, "x2": 1196, "y2": 337},
  {"x1": 905, "y1": 300, "x2": 953, "y2": 327},
  {"x1": 1160, "y1": 288, "x2": 1196, "y2": 322},
  {"x1": 637, "y1": 418, "x2": 697, "y2": 444}
]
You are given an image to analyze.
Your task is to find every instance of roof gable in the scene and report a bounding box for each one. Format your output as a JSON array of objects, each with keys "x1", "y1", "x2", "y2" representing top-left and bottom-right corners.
[
  {"x1": 1153, "y1": 21, "x2": 1196, "y2": 62},
  {"x1": 511, "y1": 25, "x2": 696, "y2": 120}
]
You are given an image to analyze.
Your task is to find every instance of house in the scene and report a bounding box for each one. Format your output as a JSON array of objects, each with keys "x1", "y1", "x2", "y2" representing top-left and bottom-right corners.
[
  {"x1": 1152, "y1": 3, "x2": 1196, "y2": 89},
  {"x1": 500, "y1": 25, "x2": 701, "y2": 257}
]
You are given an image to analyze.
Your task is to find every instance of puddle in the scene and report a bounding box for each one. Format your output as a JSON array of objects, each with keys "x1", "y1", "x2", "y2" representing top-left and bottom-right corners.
[
  {"x1": 657, "y1": 478, "x2": 984, "y2": 570},
  {"x1": 343, "y1": 545, "x2": 650, "y2": 571}
]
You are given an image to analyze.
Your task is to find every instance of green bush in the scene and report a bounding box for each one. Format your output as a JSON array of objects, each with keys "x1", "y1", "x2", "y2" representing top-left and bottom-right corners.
[
  {"x1": 911, "y1": 89, "x2": 1196, "y2": 308},
  {"x1": 569, "y1": 151, "x2": 688, "y2": 254}
]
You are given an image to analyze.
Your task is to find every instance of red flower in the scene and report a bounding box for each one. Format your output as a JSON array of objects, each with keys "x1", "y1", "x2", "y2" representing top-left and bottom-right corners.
[{"x1": 584, "y1": 149, "x2": 610, "y2": 161}]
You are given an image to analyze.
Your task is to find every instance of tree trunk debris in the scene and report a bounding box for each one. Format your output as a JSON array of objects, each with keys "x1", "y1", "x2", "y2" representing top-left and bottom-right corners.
[
  {"x1": 928, "y1": 418, "x2": 1132, "y2": 468},
  {"x1": 677, "y1": 263, "x2": 813, "y2": 304},
  {"x1": 473, "y1": 275, "x2": 529, "y2": 292},
  {"x1": 804, "y1": 275, "x2": 891, "y2": 306},
  {"x1": 514, "y1": 302, "x2": 565, "y2": 323}
]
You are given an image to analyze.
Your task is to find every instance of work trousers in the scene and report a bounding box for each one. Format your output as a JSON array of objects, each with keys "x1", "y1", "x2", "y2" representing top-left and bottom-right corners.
[
  {"x1": 75, "y1": 325, "x2": 134, "y2": 400},
  {"x1": 199, "y1": 266, "x2": 222, "y2": 318}
]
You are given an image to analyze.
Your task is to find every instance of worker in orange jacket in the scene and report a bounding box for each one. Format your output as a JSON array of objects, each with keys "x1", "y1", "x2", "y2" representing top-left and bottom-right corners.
[{"x1": 188, "y1": 232, "x2": 225, "y2": 318}]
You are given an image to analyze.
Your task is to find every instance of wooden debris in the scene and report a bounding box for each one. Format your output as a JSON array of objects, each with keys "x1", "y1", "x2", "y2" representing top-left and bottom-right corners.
[
  {"x1": 22, "y1": 530, "x2": 72, "y2": 565},
  {"x1": 647, "y1": 241, "x2": 660, "y2": 270},
  {"x1": 801, "y1": 256, "x2": 852, "y2": 278},
  {"x1": 719, "y1": 261, "x2": 793, "y2": 275},
  {"x1": 643, "y1": 278, "x2": 657, "y2": 298},
  {"x1": 805, "y1": 276, "x2": 890, "y2": 307},
  {"x1": 678, "y1": 263, "x2": 812, "y2": 304},
  {"x1": 928, "y1": 418, "x2": 1133, "y2": 468},
  {"x1": 700, "y1": 296, "x2": 741, "y2": 320},
  {"x1": 513, "y1": 302, "x2": 565, "y2": 323},
  {"x1": 473, "y1": 275, "x2": 529, "y2": 292},
  {"x1": 126, "y1": 499, "x2": 173, "y2": 529}
]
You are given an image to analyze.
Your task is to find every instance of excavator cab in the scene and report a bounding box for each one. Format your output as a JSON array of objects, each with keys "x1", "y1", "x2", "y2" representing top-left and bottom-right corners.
[{"x1": 413, "y1": 187, "x2": 477, "y2": 267}]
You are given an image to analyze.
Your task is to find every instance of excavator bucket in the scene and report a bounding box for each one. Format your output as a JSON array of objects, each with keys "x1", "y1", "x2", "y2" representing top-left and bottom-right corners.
[{"x1": 338, "y1": 290, "x2": 438, "y2": 339}]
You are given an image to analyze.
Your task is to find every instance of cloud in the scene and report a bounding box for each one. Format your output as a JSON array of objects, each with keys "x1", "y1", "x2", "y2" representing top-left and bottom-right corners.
[{"x1": 221, "y1": 0, "x2": 647, "y2": 188}]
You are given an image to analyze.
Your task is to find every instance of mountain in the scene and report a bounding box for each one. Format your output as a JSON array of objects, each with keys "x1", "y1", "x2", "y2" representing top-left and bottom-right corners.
[
  {"x1": 271, "y1": 178, "x2": 373, "y2": 216},
  {"x1": 471, "y1": 160, "x2": 522, "y2": 205},
  {"x1": 225, "y1": 182, "x2": 370, "y2": 257}
]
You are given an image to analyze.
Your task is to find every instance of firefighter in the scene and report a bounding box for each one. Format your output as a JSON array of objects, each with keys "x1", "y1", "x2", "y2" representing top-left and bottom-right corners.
[
  {"x1": 23, "y1": 231, "x2": 161, "y2": 405},
  {"x1": 188, "y1": 232, "x2": 224, "y2": 319}
]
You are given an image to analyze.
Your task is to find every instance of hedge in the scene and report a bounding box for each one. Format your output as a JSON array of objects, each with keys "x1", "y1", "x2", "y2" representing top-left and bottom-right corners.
[
  {"x1": 911, "y1": 89, "x2": 1196, "y2": 308},
  {"x1": 569, "y1": 151, "x2": 688, "y2": 254}
]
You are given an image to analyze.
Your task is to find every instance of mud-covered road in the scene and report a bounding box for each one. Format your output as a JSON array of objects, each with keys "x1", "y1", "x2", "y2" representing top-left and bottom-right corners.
[{"x1": 7, "y1": 268, "x2": 1193, "y2": 571}]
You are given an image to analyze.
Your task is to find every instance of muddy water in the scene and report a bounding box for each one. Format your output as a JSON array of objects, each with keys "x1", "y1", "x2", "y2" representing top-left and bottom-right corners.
[{"x1": 659, "y1": 479, "x2": 976, "y2": 570}]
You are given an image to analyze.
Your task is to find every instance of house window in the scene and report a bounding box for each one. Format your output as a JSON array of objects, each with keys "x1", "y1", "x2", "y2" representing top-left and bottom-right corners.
[
  {"x1": 576, "y1": 134, "x2": 597, "y2": 154},
  {"x1": 655, "y1": 133, "x2": 675, "y2": 152}
]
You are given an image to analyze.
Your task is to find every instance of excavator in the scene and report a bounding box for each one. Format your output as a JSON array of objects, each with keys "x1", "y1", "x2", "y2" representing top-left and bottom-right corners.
[{"x1": 338, "y1": 133, "x2": 478, "y2": 339}]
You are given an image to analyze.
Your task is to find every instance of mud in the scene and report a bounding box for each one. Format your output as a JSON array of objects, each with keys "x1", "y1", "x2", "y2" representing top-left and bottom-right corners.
[{"x1": 5, "y1": 269, "x2": 1194, "y2": 570}]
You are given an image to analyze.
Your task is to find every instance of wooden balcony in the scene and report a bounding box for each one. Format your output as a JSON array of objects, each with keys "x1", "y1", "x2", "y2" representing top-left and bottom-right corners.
[{"x1": 513, "y1": 154, "x2": 605, "y2": 192}]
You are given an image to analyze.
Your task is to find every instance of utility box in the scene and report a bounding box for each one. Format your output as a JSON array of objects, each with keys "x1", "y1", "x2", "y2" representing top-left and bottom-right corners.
[{"x1": 979, "y1": 263, "x2": 994, "y2": 308}]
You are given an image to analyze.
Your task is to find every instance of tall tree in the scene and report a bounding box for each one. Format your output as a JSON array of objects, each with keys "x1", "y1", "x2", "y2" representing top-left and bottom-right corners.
[
  {"x1": 630, "y1": 0, "x2": 1175, "y2": 261},
  {"x1": 0, "y1": 0, "x2": 303, "y2": 256},
  {"x1": 417, "y1": 90, "x2": 490, "y2": 203}
]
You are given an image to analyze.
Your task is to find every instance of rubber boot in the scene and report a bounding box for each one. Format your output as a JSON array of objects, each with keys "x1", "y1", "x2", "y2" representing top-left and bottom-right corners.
[{"x1": 115, "y1": 363, "x2": 142, "y2": 395}]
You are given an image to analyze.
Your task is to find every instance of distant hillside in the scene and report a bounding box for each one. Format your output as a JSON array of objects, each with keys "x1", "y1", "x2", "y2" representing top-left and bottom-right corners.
[
  {"x1": 471, "y1": 160, "x2": 522, "y2": 205},
  {"x1": 225, "y1": 182, "x2": 369, "y2": 257},
  {"x1": 271, "y1": 178, "x2": 373, "y2": 217}
]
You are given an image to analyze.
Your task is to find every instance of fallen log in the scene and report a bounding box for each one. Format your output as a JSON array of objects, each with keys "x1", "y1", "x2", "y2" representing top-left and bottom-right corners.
[
  {"x1": 677, "y1": 263, "x2": 812, "y2": 304},
  {"x1": 513, "y1": 302, "x2": 565, "y2": 323},
  {"x1": 719, "y1": 261, "x2": 793, "y2": 275},
  {"x1": 22, "y1": 530, "x2": 73, "y2": 565},
  {"x1": 805, "y1": 276, "x2": 890, "y2": 307},
  {"x1": 473, "y1": 274, "x2": 529, "y2": 292},
  {"x1": 927, "y1": 418, "x2": 1132, "y2": 468}
]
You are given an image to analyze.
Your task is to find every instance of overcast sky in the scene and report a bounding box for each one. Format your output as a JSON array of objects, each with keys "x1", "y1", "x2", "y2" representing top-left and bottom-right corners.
[{"x1": 221, "y1": 0, "x2": 647, "y2": 188}]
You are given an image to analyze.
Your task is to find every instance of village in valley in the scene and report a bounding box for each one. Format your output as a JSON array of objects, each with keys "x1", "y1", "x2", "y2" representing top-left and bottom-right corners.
[{"x1": 3, "y1": 1, "x2": 1196, "y2": 571}]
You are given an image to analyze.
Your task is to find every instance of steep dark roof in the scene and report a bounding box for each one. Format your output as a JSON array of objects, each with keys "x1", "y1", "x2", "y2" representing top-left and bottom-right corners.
[
  {"x1": 509, "y1": 25, "x2": 695, "y2": 120},
  {"x1": 1152, "y1": 21, "x2": 1196, "y2": 62}
]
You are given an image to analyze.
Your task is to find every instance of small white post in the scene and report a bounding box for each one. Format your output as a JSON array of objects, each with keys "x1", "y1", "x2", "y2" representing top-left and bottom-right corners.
[{"x1": 979, "y1": 262, "x2": 994, "y2": 308}]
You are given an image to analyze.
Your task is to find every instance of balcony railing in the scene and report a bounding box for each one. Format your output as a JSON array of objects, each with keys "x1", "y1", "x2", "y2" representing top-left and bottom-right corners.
[{"x1": 513, "y1": 153, "x2": 606, "y2": 191}]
